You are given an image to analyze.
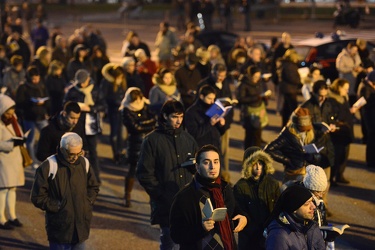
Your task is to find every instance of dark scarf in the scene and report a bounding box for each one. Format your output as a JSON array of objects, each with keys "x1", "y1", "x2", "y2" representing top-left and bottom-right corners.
[
  {"x1": 2, "y1": 115, "x2": 22, "y2": 137},
  {"x1": 195, "y1": 173, "x2": 234, "y2": 250}
]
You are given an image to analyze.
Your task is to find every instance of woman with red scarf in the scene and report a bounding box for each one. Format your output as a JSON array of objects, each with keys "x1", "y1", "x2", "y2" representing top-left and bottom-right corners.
[
  {"x1": 170, "y1": 145, "x2": 247, "y2": 249},
  {"x1": 0, "y1": 94, "x2": 25, "y2": 230}
]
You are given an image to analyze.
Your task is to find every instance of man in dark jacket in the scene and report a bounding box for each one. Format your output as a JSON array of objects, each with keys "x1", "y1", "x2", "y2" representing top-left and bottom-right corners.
[
  {"x1": 31, "y1": 132, "x2": 100, "y2": 249},
  {"x1": 36, "y1": 101, "x2": 86, "y2": 162},
  {"x1": 185, "y1": 84, "x2": 225, "y2": 150},
  {"x1": 136, "y1": 100, "x2": 198, "y2": 250},
  {"x1": 170, "y1": 144, "x2": 247, "y2": 250},
  {"x1": 197, "y1": 63, "x2": 234, "y2": 182},
  {"x1": 265, "y1": 184, "x2": 325, "y2": 250},
  {"x1": 233, "y1": 147, "x2": 280, "y2": 250},
  {"x1": 175, "y1": 53, "x2": 202, "y2": 109}
]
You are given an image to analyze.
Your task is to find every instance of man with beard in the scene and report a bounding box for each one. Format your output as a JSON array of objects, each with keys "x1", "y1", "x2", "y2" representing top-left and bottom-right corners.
[
  {"x1": 170, "y1": 144, "x2": 247, "y2": 249},
  {"x1": 36, "y1": 101, "x2": 86, "y2": 162},
  {"x1": 265, "y1": 184, "x2": 325, "y2": 250}
]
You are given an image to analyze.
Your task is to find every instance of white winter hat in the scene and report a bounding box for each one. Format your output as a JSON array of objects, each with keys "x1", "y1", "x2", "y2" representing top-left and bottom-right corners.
[{"x1": 303, "y1": 165, "x2": 327, "y2": 192}]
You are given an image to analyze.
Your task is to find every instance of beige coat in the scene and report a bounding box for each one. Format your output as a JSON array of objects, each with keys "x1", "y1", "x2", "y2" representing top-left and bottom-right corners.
[{"x1": 0, "y1": 94, "x2": 24, "y2": 188}]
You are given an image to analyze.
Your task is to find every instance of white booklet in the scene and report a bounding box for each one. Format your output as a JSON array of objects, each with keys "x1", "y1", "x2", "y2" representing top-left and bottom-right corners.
[
  {"x1": 352, "y1": 96, "x2": 367, "y2": 109},
  {"x1": 202, "y1": 198, "x2": 227, "y2": 222}
]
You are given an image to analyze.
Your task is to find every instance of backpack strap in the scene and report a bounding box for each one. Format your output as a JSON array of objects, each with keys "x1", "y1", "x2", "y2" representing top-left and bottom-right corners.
[
  {"x1": 47, "y1": 155, "x2": 89, "y2": 180},
  {"x1": 82, "y1": 156, "x2": 90, "y2": 174},
  {"x1": 47, "y1": 155, "x2": 58, "y2": 180}
]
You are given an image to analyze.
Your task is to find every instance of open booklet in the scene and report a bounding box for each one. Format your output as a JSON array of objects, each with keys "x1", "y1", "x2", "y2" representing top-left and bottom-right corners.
[
  {"x1": 205, "y1": 99, "x2": 233, "y2": 118},
  {"x1": 31, "y1": 97, "x2": 50, "y2": 103},
  {"x1": 202, "y1": 198, "x2": 227, "y2": 222},
  {"x1": 352, "y1": 96, "x2": 367, "y2": 109},
  {"x1": 303, "y1": 143, "x2": 324, "y2": 154},
  {"x1": 12, "y1": 129, "x2": 31, "y2": 141},
  {"x1": 320, "y1": 224, "x2": 350, "y2": 235}
]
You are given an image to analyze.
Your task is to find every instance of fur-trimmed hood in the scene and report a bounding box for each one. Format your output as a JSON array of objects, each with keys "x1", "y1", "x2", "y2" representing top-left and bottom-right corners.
[
  {"x1": 241, "y1": 149, "x2": 275, "y2": 179},
  {"x1": 102, "y1": 63, "x2": 117, "y2": 83}
]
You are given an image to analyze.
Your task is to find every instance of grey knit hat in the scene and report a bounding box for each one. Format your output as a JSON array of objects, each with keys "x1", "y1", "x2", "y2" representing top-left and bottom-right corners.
[
  {"x1": 74, "y1": 69, "x2": 90, "y2": 85},
  {"x1": 303, "y1": 165, "x2": 327, "y2": 192}
]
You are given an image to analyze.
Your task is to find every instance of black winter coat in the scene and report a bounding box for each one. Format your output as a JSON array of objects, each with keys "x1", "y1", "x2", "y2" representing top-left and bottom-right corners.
[
  {"x1": 136, "y1": 124, "x2": 198, "y2": 226},
  {"x1": 15, "y1": 82, "x2": 50, "y2": 121},
  {"x1": 31, "y1": 149, "x2": 100, "y2": 244},
  {"x1": 280, "y1": 60, "x2": 301, "y2": 95},
  {"x1": 36, "y1": 114, "x2": 87, "y2": 162},
  {"x1": 45, "y1": 74, "x2": 67, "y2": 116},
  {"x1": 185, "y1": 99, "x2": 224, "y2": 149},
  {"x1": 122, "y1": 105, "x2": 156, "y2": 165},
  {"x1": 175, "y1": 65, "x2": 202, "y2": 108},
  {"x1": 170, "y1": 177, "x2": 241, "y2": 250}
]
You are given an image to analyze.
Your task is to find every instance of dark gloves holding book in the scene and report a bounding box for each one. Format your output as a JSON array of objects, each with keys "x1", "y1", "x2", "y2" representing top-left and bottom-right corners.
[
  {"x1": 304, "y1": 153, "x2": 321, "y2": 164},
  {"x1": 13, "y1": 138, "x2": 26, "y2": 147},
  {"x1": 321, "y1": 229, "x2": 340, "y2": 242}
]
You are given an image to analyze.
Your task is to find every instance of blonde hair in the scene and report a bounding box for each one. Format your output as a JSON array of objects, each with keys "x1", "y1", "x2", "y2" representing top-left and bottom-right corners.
[{"x1": 288, "y1": 122, "x2": 315, "y2": 144}]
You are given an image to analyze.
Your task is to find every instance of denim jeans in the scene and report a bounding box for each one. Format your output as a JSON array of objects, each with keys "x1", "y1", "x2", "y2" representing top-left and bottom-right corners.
[
  {"x1": 49, "y1": 241, "x2": 86, "y2": 250},
  {"x1": 23, "y1": 119, "x2": 48, "y2": 165},
  {"x1": 160, "y1": 226, "x2": 178, "y2": 250}
]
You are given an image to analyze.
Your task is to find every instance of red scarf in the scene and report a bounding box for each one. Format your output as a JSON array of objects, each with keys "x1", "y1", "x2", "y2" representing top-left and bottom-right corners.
[
  {"x1": 2, "y1": 115, "x2": 22, "y2": 137},
  {"x1": 203, "y1": 177, "x2": 234, "y2": 250}
]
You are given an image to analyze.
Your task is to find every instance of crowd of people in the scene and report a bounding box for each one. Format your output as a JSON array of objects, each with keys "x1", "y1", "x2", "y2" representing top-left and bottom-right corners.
[{"x1": 0, "y1": 1, "x2": 373, "y2": 250}]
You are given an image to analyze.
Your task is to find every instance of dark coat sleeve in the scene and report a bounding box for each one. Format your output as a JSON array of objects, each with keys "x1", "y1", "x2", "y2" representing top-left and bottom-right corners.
[
  {"x1": 30, "y1": 161, "x2": 61, "y2": 213},
  {"x1": 135, "y1": 137, "x2": 163, "y2": 200}
]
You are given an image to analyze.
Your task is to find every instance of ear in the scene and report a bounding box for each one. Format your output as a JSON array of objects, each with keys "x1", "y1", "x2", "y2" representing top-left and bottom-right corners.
[
  {"x1": 199, "y1": 94, "x2": 204, "y2": 100},
  {"x1": 163, "y1": 113, "x2": 168, "y2": 120},
  {"x1": 195, "y1": 163, "x2": 199, "y2": 173}
]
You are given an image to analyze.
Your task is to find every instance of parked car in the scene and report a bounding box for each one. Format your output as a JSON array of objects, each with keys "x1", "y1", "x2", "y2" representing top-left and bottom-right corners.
[{"x1": 294, "y1": 34, "x2": 375, "y2": 81}]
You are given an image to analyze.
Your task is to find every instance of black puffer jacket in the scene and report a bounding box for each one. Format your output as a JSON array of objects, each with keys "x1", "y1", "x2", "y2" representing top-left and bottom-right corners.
[
  {"x1": 264, "y1": 126, "x2": 332, "y2": 171},
  {"x1": 31, "y1": 149, "x2": 100, "y2": 244},
  {"x1": 122, "y1": 105, "x2": 156, "y2": 165},
  {"x1": 136, "y1": 124, "x2": 198, "y2": 226},
  {"x1": 15, "y1": 82, "x2": 50, "y2": 121}
]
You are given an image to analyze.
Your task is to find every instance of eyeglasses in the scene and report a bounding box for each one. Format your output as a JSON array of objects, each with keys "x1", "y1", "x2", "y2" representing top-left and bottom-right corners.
[{"x1": 67, "y1": 150, "x2": 84, "y2": 158}]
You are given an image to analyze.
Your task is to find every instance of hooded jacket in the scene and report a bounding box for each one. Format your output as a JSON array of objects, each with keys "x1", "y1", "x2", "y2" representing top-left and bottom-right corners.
[
  {"x1": 266, "y1": 212, "x2": 325, "y2": 250},
  {"x1": 100, "y1": 63, "x2": 127, "y2": 113},
  {"x1": 233, "y1": 149, "x2": 280, "y2": 250},
  {"x1": 31, "y1": 148, "x2": 100, "y2": 244},
  {"x1": 0, "y1": 94, "x2": 24, "y2": 188}
]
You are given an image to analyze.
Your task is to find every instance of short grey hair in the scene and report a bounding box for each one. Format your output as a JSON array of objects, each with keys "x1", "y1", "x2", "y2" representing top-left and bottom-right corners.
[{"x1": 60, "y1": 132, "x2": 83, "y2": 150}]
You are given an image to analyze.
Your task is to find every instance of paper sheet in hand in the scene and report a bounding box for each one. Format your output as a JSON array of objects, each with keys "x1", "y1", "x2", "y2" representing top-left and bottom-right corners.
[
  {"x1": 202, "y1": 198, "x2": 227, "y2": 222},
  {"x1": 352, "y1": 96, "x2": 367, "y2": 109}
]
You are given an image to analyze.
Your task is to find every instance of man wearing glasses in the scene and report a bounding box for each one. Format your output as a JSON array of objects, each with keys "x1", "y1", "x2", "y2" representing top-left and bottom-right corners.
[{"x1": 31, "y1": 132, "x2": 100, "y2": 250}]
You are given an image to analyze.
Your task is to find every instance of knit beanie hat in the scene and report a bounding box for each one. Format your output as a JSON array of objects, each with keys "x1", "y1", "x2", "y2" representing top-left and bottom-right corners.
[
  {"x1": 74, "y1": 69, "x2": 90, "y2": 85},
  {"x1": 291, "y1": 107, "x2": 313, "y2": 132},
  {"x1": 279, "y1": 184, "x2": 312, "y2": 213},
  {"x1": 303, "y1": 165, "x2": 327, "y2": 192},
  {"x1": 134, "y1": 49, "x2": 146, "y2": 59}
]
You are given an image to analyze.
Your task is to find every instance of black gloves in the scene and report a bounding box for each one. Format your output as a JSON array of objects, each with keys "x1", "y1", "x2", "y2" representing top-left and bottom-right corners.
[{"x1": 13, "y1": 138, "x2": 26, "y2": 147}]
